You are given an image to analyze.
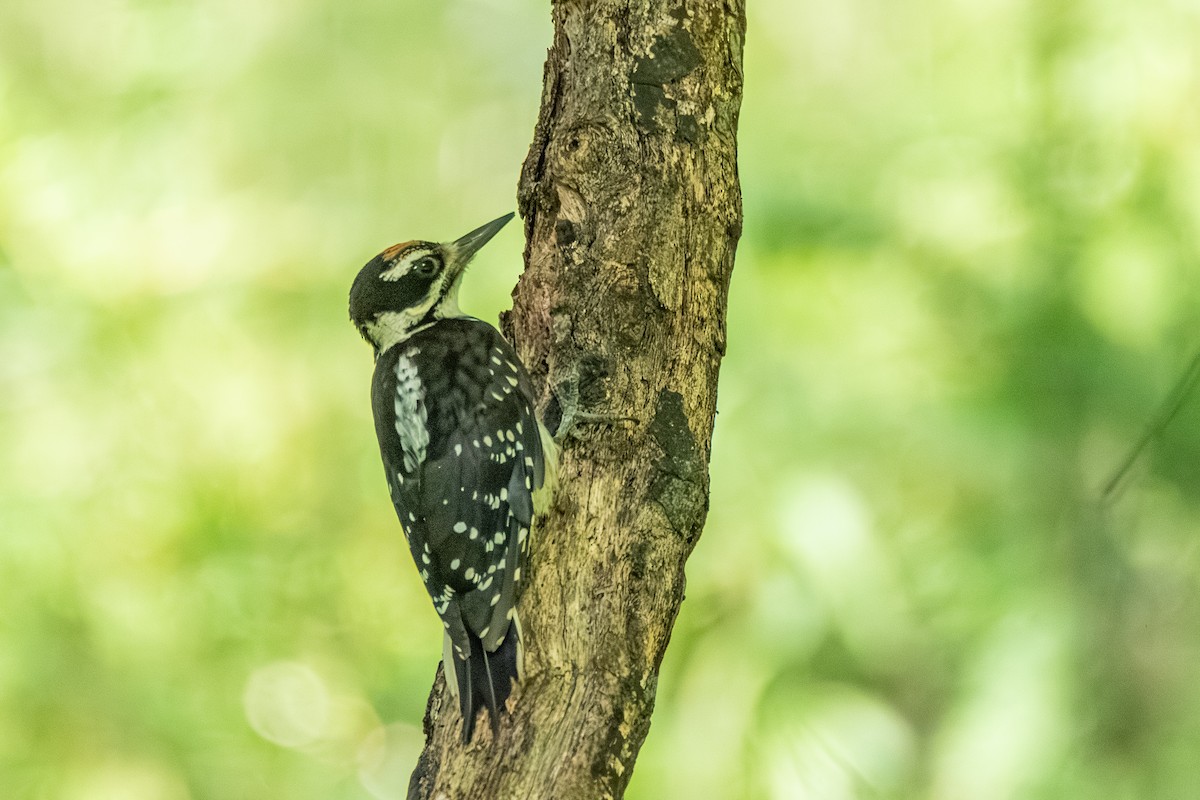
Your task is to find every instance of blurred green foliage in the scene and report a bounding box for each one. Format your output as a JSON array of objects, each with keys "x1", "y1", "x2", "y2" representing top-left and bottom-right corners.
[{"x1": 3, "y1": 0, "x2": 1200, "y2": 798}]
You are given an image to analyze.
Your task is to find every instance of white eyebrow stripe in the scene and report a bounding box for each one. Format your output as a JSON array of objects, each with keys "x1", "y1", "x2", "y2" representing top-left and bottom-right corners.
[{"x1": 380, "y1": 247, "x2": 438, "y2": 281}]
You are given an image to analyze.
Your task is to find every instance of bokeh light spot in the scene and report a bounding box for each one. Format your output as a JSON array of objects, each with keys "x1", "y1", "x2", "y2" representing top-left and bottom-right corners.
[{"x1": 243, "y1": 661, "x2": 332, "y2": 749}]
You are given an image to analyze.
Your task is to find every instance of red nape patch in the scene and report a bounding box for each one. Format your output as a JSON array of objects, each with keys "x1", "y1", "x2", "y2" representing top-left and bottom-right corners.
[{"x1": 381, "y1": 241, "x2": 418, "y2": 260}]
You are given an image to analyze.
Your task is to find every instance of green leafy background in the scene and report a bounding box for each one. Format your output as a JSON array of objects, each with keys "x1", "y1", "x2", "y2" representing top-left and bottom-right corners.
[{"x1": 3, "y1": 1, "x2": 1200, "y2": 798}]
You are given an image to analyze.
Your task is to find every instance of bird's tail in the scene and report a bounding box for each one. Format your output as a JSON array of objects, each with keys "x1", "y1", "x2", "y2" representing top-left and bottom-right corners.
[{"x1": 444, "y1": 621, "x2": 521, "y2": 743}]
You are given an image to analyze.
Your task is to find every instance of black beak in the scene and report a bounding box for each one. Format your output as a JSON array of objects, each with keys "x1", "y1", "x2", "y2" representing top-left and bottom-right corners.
[{"x1": 448, "y1": 213, "x2": 515, "y2": 268}]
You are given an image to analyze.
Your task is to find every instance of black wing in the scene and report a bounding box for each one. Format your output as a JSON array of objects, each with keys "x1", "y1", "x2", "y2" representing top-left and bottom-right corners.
[{"x1": 371, "y1": 318, "x2": 549, "y2": 651}]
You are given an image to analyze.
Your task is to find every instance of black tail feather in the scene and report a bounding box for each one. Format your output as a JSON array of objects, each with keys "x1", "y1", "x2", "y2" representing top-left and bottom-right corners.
[
  {"x1": 453, "y1": 625, "x2": 520, "y2": 743},
  {"x1": 453, "y1": 641, "x2": 474, "y2": 742},
  {"x1": 478, "y1": 643, "x2": 500, "y2": 736}
]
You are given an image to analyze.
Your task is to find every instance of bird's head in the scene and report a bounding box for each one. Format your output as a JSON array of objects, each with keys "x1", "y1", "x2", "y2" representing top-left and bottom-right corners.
[{"x1": 349, "y1": 212, "x2": 514, "y2": 353}]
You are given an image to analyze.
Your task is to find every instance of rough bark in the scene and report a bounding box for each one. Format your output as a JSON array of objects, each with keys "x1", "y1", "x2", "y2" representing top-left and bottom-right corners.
[{"x1": 407, "y1": 1, "x2": 743, "y2": 797}]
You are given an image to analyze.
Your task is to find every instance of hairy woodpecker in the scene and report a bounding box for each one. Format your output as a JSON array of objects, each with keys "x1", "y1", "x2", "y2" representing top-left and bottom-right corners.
[{"x1": 348, "y1": 213, "x2": 557, "y2": 742}]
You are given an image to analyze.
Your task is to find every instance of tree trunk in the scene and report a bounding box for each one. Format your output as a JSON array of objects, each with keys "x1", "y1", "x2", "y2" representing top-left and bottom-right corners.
[{"x1": 407, "y1": 1, "x2": 744, "y2": 797}]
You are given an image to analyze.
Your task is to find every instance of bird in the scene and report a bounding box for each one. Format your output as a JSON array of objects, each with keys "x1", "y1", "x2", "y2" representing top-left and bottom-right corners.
[{"x1": 348, "y1": 213, "x2": 557, "y2": 742}]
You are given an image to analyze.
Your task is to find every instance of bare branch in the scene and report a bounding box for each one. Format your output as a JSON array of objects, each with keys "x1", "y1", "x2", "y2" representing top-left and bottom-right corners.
[{"x1": 406, "y1": 1, "x2": 745, "y2": 797}]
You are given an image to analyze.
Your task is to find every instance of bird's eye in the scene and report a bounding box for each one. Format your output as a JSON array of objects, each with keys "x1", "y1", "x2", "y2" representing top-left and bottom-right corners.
[{"x1": 413, "y1": 256, "x2": 439, "y2": 276}]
